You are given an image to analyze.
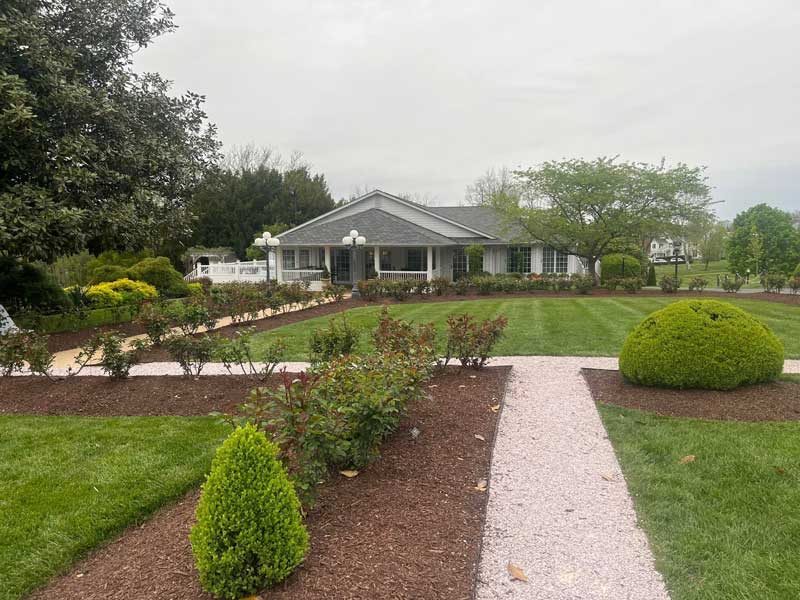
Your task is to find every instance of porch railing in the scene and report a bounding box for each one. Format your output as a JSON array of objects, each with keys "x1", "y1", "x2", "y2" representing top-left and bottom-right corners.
[
  {"x1": 283, "y1": 269, "x2": 324, "y2": 283},
  {"x1": 185, "y1": 261, "x2": 270, "y2": 282},
  {"x1": 378, "y1": 270, "x2": 428, "y2": 281}
]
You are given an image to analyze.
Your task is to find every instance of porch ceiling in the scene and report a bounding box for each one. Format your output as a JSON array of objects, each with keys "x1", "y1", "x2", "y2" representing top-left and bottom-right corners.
[{"x1": 278, "y1": 208, "x2": 456, "y2": 246}]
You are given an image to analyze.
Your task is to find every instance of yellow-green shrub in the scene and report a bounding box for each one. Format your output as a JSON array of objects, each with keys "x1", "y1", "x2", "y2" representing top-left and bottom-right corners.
[
  {"x1": 190, "y1": 425, "x2": 308, "y2": 599},
  {"x1": 619, "y1": 300, "x2": 784, "y2": 390},
  {"x1": 86, "y1": 278, "x2": 157, "y2": 306}
]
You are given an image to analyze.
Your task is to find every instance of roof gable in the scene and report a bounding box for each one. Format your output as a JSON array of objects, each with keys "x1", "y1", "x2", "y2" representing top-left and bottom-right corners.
[{"x1": 277, "y1": 189, "x2": 496, "y2": 242}]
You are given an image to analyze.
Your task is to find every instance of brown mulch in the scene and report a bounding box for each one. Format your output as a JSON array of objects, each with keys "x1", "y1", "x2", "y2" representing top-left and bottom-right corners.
[
  {"x1": 0, "y1": 375, "x2": 269, "y2": 416},
  {"x1": 29, "y1": 367, "x2": 511, "y2": 600},
  {"x1": 583, "y1": 368, "x2": 800, "y2": 421}
]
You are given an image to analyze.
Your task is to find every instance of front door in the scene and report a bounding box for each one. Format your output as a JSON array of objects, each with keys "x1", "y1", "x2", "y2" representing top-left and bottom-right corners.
[{"x1": 333, "y1": 249, "x2": 350, "y2": 284}]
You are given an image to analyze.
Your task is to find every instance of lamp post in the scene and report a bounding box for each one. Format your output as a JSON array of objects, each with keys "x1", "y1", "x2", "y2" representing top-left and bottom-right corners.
[
  {"x1": 342, "y1": 229, "x2": 366, "y2": 297},
  {"x1": 253, "y1": 231, "x2": 280, "y2": 287},
  {"x1": 673, "y1": 239, "x2": 682, "y2": 282}
]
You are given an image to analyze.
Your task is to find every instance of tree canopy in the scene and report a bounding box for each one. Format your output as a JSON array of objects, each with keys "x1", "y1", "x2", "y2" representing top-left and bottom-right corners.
[
  {"x1": 0, "y1": 0, "x2": 220, "y2": 263},
  {"x1": 726, "y1": 204, "x2": 800, "y2": 275},
  {"x1": 190, "y1": 146, "x2": 335, "y2": 258},
  {"x1": 488, "y1": 157, "x2": 713, "y2": 279}
]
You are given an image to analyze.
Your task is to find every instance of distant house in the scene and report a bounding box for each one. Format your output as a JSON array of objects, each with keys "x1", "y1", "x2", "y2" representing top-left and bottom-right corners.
[
  {"x1": 649, "y1": 237, "x2": 698, "y2": 262},
  {"x1": 269, "y1": 190, "x2": 585, "y2": 289}
]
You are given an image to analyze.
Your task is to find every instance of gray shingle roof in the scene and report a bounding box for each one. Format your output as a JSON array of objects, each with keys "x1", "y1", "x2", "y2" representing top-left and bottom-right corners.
[
  {"x1": 425, "y1": 206, "x2": 523, "y2": 242},
  {"x1": 278, "y1": 208, "x2": 456, "y2": 246}
]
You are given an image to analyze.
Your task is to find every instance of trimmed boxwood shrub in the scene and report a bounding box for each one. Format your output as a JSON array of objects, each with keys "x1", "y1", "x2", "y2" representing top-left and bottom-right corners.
[
  {"x1": 601, "y1": 254, "x2": 640, "y2": 283},
  {"x1": 190, "y1": 424, "x2": 308, "y2": 599},
  {"x1": 619, "y1": 300, "x2": 784, "y2": 390},
  {"x1": 128, "y1": 257, "x2": 189, "y2": 297}
]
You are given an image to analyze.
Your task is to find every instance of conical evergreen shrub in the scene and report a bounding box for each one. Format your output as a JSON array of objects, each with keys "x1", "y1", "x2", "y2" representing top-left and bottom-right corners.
[{"x1": 190, "y1": 424, "x2": 308, "y2": 599}]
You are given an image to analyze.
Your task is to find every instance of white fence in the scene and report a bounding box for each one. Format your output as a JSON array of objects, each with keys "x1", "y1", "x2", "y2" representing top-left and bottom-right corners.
[{"x1": 184, "y1": 261, "x2": 271, "y2": 283}]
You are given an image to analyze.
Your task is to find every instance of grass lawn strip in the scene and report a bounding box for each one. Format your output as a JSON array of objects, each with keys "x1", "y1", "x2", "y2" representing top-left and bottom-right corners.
[
  {"x1": 0, "y1": 415, "x2": 228, "y2": 600},
  {"x1": 30, "y1": 367, "x2": 509, "y2": 600},
  {"x1": 248, "y1": 296, "x2": 800, "y2": 360},
  {"x1": 597, "y1": 402, "x2": 800, "y2": 600}
]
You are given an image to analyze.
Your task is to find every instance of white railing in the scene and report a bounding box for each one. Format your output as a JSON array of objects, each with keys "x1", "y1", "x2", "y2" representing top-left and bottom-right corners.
[
  {"x1": 184, "y1": 261, "x2": 272, "y2": 283},
  {"x1": 282, "y1": 269, "x2": 324, "y2": 283},
  {"x1": 378, "y1": 270, "x2": 429, "y2": 281}
]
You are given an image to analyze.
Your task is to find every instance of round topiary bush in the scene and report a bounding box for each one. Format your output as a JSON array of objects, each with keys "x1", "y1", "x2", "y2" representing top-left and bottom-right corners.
[
  {"x1": 190, "y1": 424, "x2": 308, "y2": 599},
  {"x1": 619, "y1": 300, "x2": 784, "y2": 390},
  {"x1": 601, "y1": 253, "x2": 640, "y2": 283}
]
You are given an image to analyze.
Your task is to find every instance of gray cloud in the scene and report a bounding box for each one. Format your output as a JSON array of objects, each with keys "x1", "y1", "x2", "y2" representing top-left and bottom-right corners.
[{"x1": 135, "y1": 0, "x2": 800, "y2": 218}]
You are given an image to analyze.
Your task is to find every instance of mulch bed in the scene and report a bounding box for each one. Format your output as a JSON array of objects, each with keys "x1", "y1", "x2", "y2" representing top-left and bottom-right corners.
[
  {"x1": 0, "y1": 374, "x2": 269, "y2": 416},
  {"x1": 28, "y1": 366, "x2": 511, "y2": 600},
  {"x1": 583, "y1": 368, "x2": 800, "y2": 421}
]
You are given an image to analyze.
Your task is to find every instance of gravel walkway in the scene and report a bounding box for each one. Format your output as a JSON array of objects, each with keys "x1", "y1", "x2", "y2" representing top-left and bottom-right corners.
[{"x1": 477, "y1": 356, "x2": 670, "y2": 600}]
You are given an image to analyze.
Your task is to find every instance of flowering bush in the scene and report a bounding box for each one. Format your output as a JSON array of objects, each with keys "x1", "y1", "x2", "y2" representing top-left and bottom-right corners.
[
  {"x1": 308, "y1": 315, "x2": 360, "y2": 362},
  {"x1": 688, "y1": 276, "x2": 708, "y2": 292},
  {"x1": 443, "y1": 313, "x2": 508, "y2": 369},
  {"x1": 0, "y1": 330, "x2": 53, "y2": 377}
]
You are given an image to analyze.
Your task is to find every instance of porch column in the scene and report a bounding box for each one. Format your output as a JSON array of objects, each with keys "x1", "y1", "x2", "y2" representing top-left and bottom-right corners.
[
  {"x1": 426, "y1": 246, "x2": 433, "y2": 281},
  {"x1": 276, "y1": 249, "x2": 283, "y2": 283},
  {"x1": 374, "y1": 245, "x2": 381, "y2": 279},
  {"x1": 324, "y1": 246, "x2": 331, "y2": 272}
]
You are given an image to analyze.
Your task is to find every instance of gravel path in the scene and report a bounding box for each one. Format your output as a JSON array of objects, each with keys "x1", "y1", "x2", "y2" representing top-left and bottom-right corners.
[{"x1": 477, "y1": 356, "x2": 670, "y2": 600}]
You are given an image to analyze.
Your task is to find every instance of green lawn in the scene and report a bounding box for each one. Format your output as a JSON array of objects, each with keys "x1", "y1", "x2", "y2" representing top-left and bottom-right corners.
[
  {"x1": 250, "y1": 296, "x2": 800, "y2": 360},
  {"x1": 0, "y1": 415, "x2": 228, "y2": 600},
  {"x1": 653, "y1": 259, "x2": 761, "y2": 289},
  {"x1": 599, "y1": 402, "x2": 800, "y2": 599}
]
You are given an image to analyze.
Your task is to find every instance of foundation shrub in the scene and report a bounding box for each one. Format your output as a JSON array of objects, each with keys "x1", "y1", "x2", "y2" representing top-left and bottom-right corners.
[
  {"x1": 190, "y1": 425, "x2": 308, "y2": 599},
  {"x1": 308, "y1": 315, "x2": 359, "y2": 362},
  {"x1": 573, "y1": 275, "x2": 594, "y2": 294},
  {"x1": 619, "y1": 299, "x2": 784, "y2": 390},
  {"x1": 621, "y1": 277, "x2": 643, "y2": 293},
  {"x1": 430, "y1": 277, "x2": 451, "y2": 296},
  {"x1": 443, "y1": 313, "x2": 508, "y2": 369}
]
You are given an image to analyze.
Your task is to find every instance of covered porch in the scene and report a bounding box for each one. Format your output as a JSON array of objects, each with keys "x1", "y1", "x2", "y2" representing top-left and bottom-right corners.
[{"x1": 278, "y1": 245, "x2": 445, "y2": 287}]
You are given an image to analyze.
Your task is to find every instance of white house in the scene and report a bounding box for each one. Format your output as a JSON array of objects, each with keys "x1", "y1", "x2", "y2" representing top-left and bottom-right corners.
[{"x1": 267, "y1": 190, "x2": 585, "y2": 289}]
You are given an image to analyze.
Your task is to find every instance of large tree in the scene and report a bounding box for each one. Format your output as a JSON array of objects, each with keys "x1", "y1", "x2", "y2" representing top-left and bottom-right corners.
[
  {"x1": 0, "y1": 0, "x2": 220, "y2": 262},
  {"x1": 727, "y1": 204, "x2": 800, "y2": 275},
  {"x1": 191, "y1": 146, "x2": 335, "y2": 258},
  {"x1": 490, "y1": 157, "x2": 713, "y2": 281}
]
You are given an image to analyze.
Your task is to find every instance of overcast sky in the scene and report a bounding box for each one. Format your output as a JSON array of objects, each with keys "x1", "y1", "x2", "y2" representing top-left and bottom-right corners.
[{"x1": 135, "y1": 0, "x2": 800, "y2": 219}]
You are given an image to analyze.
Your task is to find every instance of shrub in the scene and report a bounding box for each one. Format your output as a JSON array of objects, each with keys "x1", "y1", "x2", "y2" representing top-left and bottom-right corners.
[
  {"x1": 78, "y1": 332, "x2": 148, "y2": 379},
  {"x1": 214, "y1": 327, "x2": 286, "y2": 381},
  {"x1": 789, "y1": 276, "x2": 800, "y2": 295},
  {"x1": 187, "y1": 282, "x2": 203, "y2": 295},
  {"x1": 619, "y1": 300, "x2": 784, "y2": 390},
  {"x1": 85, "y1": 284, "x2": 124, "y2": 307},
  {"x1": 0, "y1": 257, "x2": 70, "y2": 314},
  {"x1": 0, "y1": 330, "x2": 53, "y2": 377},
  {"x1": 356, "y1": 279, "x2": 381, "y2": 301},
  {"x1": 190, "y1": 424, "x2": 308, "y2": 599},
  {"x1": 603, "y1": 278, "x2": 619, "y2": 292},
  {"x1": 167, "y1": 297, "x2": 218, "y2": 335},
  {"x1": 308, "y1": 316, "x2": 359, "y2": 362},
  {"x1": 135, "y1": 301, "x2": 172, "y2": 345},
  {"x1": 573, "y1": 275, "x2": 594, "y2": 294},
  {"x1": 453, "y1": 278, "x2": 470, "y2": 295},
  {"x1": 659, "y1": 275, "x2": 680, "y2": 293},
  {"x1": 88, "y1": 264, "x2": 130, "y2": 285},
  {"x1": 646, "y1": 263, "x2": 657, "y2": 286},
  {"x1": 127, "y1": 257, "x2": 189, "y2": 297},
  {"x1": 601, "y1": 254, "x2": 640, "y2": 283},
  {"x1": 373, "y1": 306, "x2": 436, "y2": 364},
  {"x1": 763, "y1": 272, "x2": 787, "y2": 293},
  {"x1": 465, "y1": 244, "x2": 485, "y2": 274},
  {"x1": 620, "y1": 277, "x2": 642, "y2": 293},
  {"x1": 164, "y1": 334, "x2": 217, "y2": 377},
  {"x1": 553, "y1": 276, "x2": 573, "y2": 292},
  {"x1": 721, "y1": 274, "x2": 744, "y2": 293},
  {"x1": 688, "y1": 276, "x2": 708, "y2": 292},
  {"x1": 87, "y1": 278, "x2": 158, "y2": 305},
  {"x1": 795, "y1": 263, "x2": 800, "y2": 277},
  {"x1": 211, "y1": 282, "x2": 265, "y2": 324},
  {"x1": 443, "y1": 313, "x2": 508, "y2": 369},
  {"x1": 430, "y1": 277, "x2": 451, "y2": 296}
]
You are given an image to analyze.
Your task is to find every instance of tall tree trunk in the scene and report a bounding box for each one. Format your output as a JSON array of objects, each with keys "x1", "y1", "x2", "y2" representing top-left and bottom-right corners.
[{"x1": 587, "y1": 255, "x2": 600, "y2": 285}]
